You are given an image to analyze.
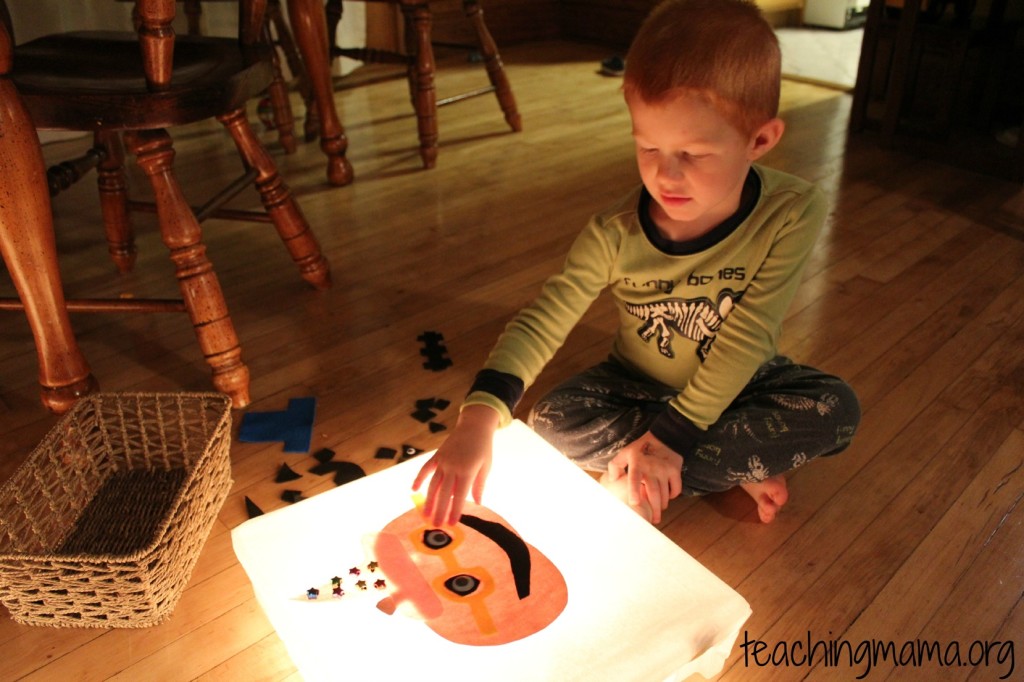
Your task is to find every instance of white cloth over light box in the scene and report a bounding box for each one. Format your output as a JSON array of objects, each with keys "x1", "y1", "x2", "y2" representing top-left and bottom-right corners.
[{"x1": 232, "y1": 420, "x2": 751, "y2": 681}]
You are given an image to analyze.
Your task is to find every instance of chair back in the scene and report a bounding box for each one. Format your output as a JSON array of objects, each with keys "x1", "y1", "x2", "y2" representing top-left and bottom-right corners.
[{"x1": 0, "y1": 5, "x2": 11, "y2": 78}]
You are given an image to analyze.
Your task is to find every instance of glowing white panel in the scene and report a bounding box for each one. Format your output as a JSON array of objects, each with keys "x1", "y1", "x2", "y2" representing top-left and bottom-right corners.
[{"x1": 232, "y1": 420, "x2": 751, "y2": 681}]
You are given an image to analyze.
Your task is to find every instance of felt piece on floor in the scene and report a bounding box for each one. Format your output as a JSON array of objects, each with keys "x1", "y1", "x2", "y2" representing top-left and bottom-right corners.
[
  {"x1": 417, "y1": 331, "x2": 453, "y2": 371},
  {"x1": 238, "y1": 397, "x2": 317, "y2": 453},
  {"x1": 428, "y1": 422, "x2": 447, "y2": 433},
  {"x1": 276, "y1": 463, "x2": 303, "y2": 483},
  {"x1": 309, "y1": 462, "x2": 336, "y2": 476},
  {"x1": 313, "y1": 448, "x2": 336, "y2": 463},
  {"x1": 373, "y1": 500, "x2": 568, "y2": 646},
  {"x1": 244, "y1": 496, "x2": 264, "y2": 518},
  {"x1": 332, "y1": 462, "x2": 365, "y2": 486},
  {"x1": 282, "y1": 490, "x2": 305, "y2": 504},
  {"x1": 309, "y1": 460, "x2": 367, "y2": 486},
  {"x1": 398, "y1": 445, "x2": 423, "y2": 462},
  {"x1": 433, "y1": 398, "x2": 450, "y2": 411},
  {"x1": 374, "y1": 447, "x2": 398, "y2": 460},
  {"x1": 411, "y1": 408, "x2": 436, "y2": 423}
]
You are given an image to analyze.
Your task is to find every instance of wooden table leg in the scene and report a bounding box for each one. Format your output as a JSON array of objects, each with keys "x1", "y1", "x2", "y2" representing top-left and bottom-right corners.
[
  {"x1": 0, "y1": 80, "x2": 98, "y2": 413},
  {"x1": 286, "y1": 0, "x2": 354, "y2": 186}
]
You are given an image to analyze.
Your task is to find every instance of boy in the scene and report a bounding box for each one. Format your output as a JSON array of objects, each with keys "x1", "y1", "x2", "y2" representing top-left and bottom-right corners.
[{"x1": 414, "y1": 0, "x2": 860, "y2": 526}]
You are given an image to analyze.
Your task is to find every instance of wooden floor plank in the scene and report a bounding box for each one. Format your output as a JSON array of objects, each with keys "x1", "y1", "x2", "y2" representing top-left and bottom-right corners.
[
  {"x1": 837, "y1": 428, "x2": 1024, "y2": 681},
  {"x1": 195, "y1": 632, "x2": 297, "y2": 682}
]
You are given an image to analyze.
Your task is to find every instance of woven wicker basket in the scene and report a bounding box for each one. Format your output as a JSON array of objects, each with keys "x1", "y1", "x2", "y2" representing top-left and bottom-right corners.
[{"x1": 0, "y1": 392, "x2": 233, "y2": 628}]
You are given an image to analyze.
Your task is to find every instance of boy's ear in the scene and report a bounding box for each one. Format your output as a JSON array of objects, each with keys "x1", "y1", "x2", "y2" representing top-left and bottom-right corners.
[{"x1": 747, "y1": 117, "x2": 785, "y2": 161}]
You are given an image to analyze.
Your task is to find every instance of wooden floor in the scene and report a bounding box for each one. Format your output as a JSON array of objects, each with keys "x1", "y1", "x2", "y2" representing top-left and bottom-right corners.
[{"x1": 2, "y1": 40, "x2": 1023, "y2": 681}]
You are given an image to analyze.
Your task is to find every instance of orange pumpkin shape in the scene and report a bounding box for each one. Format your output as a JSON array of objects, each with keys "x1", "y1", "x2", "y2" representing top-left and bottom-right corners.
[{"x1": 373, "y1": 501, "x2": 568, "y2": 646}]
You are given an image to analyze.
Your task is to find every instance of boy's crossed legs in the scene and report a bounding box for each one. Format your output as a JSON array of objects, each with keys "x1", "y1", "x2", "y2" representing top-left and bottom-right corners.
[{"x1": 528, "y1": 356, "x2": 860, "y2": 523}]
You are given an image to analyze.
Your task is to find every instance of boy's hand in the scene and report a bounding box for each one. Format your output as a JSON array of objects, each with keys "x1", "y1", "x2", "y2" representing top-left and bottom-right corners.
[
  {"x1": 606, "y1": 432, "x2": 683, "y2": 524},
  {"x1": 411, "y1": 404, "x2": 500, "y2": 527}
]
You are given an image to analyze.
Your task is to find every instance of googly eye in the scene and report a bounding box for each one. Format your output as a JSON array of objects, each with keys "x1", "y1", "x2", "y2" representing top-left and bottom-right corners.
[
  {"x1": 422, "y1": 529, "x2": 452, "y2": 549},
  {"x1": 443, "y1": 574, "x2": 480, "y2": 596}
]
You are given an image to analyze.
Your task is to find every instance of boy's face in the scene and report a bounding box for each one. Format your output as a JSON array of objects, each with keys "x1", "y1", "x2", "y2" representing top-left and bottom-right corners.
[{"x1": 627, "y1": 89, "x2": 779, "y2": 239}]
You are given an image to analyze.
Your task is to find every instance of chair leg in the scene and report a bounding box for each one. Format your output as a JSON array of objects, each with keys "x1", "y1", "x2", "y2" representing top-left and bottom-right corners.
[
  {"x1": 218, "y1": 108, "x2": 332, "y2": 292},
  {"x1": 95, "y1": 131, "x2": 137, "y2": 273},
  {"x1": 403, "y1": 3, "x2": 439, "y2": 169},
  {"x1": 263, "y1": 22, "x2": 299, "y2": 154},
  {"x1": 0, "y1": 78, "x2": 98, "y2": 412},
  {"x1": 463, "y1": 0, "x2": 521, "y2": 132},
  {"x1": 288, "y1": 0, "x2": 354, "y2": 186},
  {"x1": 183, "y1": 0, "x2": 203, "y2": 35},
  {"x1": 269, "y1": 0, "x2": 319, "y2": 142},
  {"x1": 125, "y1": 129, "x2": 251, "y2": 408}
]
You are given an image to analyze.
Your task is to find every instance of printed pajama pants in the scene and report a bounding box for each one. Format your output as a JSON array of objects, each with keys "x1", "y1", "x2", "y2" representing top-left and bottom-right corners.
[{"x1": 527, "y1": 356, "x2": 860, "y2": 496}]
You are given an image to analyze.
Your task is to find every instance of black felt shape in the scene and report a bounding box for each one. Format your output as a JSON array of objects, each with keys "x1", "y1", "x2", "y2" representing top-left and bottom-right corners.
[
  {"x1": 275, "y1": 463, "x2": 302, "y2": 483},
  {"x1": 281, "y1": 489, "x2": 304, "y2": 503},
  {"x1": 332, "y1": 461, "x2": 365, "y2": 486},
  {"x1": 429, "y1": 422, "x2": 447, "y2": 433},
  {"x1": 422, "y1": 356, "x2": 453, "y2": 371},
  {"x1": 309, "y1": 460, "x2": 366, "y2": 486},
  {"x1": 245, "y1": 496, "x2": 264, "y2": 518},
  {"x1": 416, "y1": 331, "x2": 444, "y2": 345},
  {"x1": 374, "y1": 447, "x2": 398, "y2": 460},
  {"x1": 434, "y1": 398, "x2": 451, "y2": 411},
  {"x1": 411, "y1": 408, "x2": 436, "y2": 423},
  {"x1": 417, "y1": 331, "x2": 452, "y2": 372},
  {"x1": 398, "y1": 445, "x2": 424, "y2": 462},
  {"x1": 416, "y1": 398, "x2": 437, "y2": 410},
  {"x1": 309, "y1": 461, "x2": 336, "y2": 476},
  {"x1": 313, "y1": 447, "x2": 336, "y2": 463},
  {"x1": 460, "y1": 514, "x2": 532, "y2": 599}
]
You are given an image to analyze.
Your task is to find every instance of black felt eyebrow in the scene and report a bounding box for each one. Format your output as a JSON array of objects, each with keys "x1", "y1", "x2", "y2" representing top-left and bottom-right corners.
[{"x1": 459, "y1": 514, "x2": 532, "y2": 599}]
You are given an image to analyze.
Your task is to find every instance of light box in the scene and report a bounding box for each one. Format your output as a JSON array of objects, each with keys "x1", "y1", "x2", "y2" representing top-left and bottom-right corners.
[{"x1": 232, "y1": 420, "x2": 751, "y2": 681}]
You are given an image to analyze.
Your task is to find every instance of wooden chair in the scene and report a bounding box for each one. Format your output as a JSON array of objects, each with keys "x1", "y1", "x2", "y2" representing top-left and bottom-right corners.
[
  {"x1": 119, "y1": 0, "x2": 354, "y2": 186},
  {"x1": 156, "y1": 0, "x2": 320, "y2": 149},
  {"x1": 1, "y1": 0, "x2": 332, "y2": 409},
  {"x1": 325, "y1": 0, "x2": 521, "y2": 169}
]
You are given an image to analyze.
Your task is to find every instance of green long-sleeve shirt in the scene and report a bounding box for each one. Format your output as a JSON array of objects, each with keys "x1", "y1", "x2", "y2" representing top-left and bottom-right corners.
[{"x1": 465, "y1": 165, "x2": 827, "y2": 455}]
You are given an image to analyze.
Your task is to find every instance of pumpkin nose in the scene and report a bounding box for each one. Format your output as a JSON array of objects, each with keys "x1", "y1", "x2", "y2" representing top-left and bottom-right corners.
[{"x1": 374, "y1": 531, "x2": 443, "y2": 619}]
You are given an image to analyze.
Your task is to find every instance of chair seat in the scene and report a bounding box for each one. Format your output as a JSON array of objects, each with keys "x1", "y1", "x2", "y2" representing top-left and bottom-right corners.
[{"x1": 14, "y1": 31, "x2": 274, "y2": 131}]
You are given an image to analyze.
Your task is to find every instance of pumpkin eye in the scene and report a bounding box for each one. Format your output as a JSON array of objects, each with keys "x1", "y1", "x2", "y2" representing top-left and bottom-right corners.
[
  {"x1": 443, "y1": 574, "x2": 480, "y2": 596},
  {"x1": 422, "y1": 529, "x2": 452, "y2": 549}
]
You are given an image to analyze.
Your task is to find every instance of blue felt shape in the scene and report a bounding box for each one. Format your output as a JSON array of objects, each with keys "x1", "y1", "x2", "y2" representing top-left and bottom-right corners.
[{"x1": 238, "y1": 397, "x2": 317, "y2": 453}]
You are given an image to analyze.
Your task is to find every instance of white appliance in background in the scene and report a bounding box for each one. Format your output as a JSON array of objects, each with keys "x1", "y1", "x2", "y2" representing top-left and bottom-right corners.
[{"x1": 803, "y1": 0, "x2": 871, "y2": 29}]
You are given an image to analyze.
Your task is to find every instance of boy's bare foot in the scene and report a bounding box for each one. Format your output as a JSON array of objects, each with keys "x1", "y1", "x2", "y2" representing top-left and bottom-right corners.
[
  {"x1": 740, "y1": 475, "x2": 789, "y2": 523},
  {"x1": 599, "y1": 471, "x2": 655, "y2": 523}
]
